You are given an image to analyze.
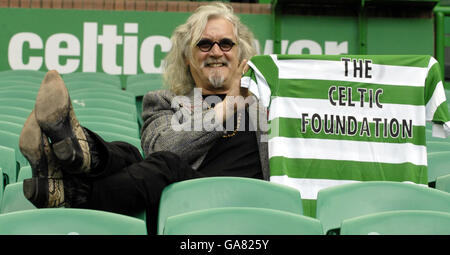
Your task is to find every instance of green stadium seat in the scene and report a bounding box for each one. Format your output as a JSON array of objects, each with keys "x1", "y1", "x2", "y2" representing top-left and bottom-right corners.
[
  {"x1": 436, "y1": 173, "x2": 450, "y2": 193},
  {"x1": 63, "y1": 72, "x2": 121, "y2": 89},
  {"x1": 71, "y1": 98, "x2": 137, "y2": 118},
  {"x1": 157, "y1": 176, "x2": 303, "y2": 235},
  {"x1": 75, "y1": 108, "x2": 136, "y2": 123},
  {"x1": 65, "y1": 80, "x2": 120, "y2": 92},
  {"x1": 0, "y1": 114, "x2": 26, "y2": 126},
  {"x1": 0, "y1": 145, "x2": 18, "y2": 185},
  {"x1": 0, "y1": 84, "x2": 39, "y2": 93},
  {"x1": 17, "y1": 165, "x2": 32, "y2": 182},
  {"x1": 0, "y1": 70, "x2": 45, "y2": 86},
  {"x1": 0, "y1": 106, "x2": 31, "y2": 119},
  {"x1": 426, "y1": 129, "x2": 450, "y2": 143},
  {"x1": 164, "y1": 207, "x2": 323, "y2": 235},
  {"x1": 78, "y1": 115, "x2": 139, "y2": 131},
  {"x1": 70, "y1": 89, "x2": 136, "y2": 105},
  {"x1": 126, "y1": 74, "x2": 163, "y2": 131},
  {"x1": 0, "y1": 77, "x2": 41, "y2": 85},
  {"x1": 0, "y1": 90, "x2": 37, "y2": 101},
  {"x1": 126, "y1": 73, "x2": 163, "y2": 90},
  {"x1": 0, "y1": 98, "x2": 35, "y2": 111},
  {"x1": 0, "y1": 182, "x2": 36, "y2": 214},
  {"x1": 427, "y1": 151, "x2": 450, "y2": 184},
  {"x1": 0, "y1": 130, "x2": 28, "y2": 178},
  {"x1": 427, "y1": 141, "x2": 450, "y2": 153},
  {"x1": 340, "y1": 210, "x2": 450, "y2": 235},
  {"x1": 126, "y1": 79, "x2": 163, "y2": 97},
  {"x1": 0, "y1": 168, "x2": 4, "y2": 198},
  {"x1": 0, "y1": 208, "x2": 147, "y2": 235},
  {"x1": 0, "y1": 120, "x2": 24, "y2": 135},
  {"x1": 316, "y1": 181, "x2": 450, "y2": 235},
  {"x1": 95, "y1": 131, "x2": 142, "y2": 155},
  {"x1": 81, "y1": 121, "x2": 140, "y2": 139},
  {"x1": 0, "y1": 69, "x2": 46, "y2": 80}
]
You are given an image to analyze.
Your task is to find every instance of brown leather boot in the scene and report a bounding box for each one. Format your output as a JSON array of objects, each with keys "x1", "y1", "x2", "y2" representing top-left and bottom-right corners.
[
  {"x1": 34, "y1": 70, "x2": 91, "y2": 174},
  {"x1": 19, "y1": 110, "x2": 66, "y2": 208}
]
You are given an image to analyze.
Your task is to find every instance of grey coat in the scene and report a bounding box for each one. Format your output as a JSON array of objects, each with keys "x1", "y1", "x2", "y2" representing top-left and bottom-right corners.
[{"x1": 140, "y1": 89, "x2": 270, "y2": 180}]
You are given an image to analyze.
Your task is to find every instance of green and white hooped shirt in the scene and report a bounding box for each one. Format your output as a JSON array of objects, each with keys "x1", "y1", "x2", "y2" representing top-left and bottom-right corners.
[{"x1": 241, "y1": 54, "x2": 450, "y2": 200}]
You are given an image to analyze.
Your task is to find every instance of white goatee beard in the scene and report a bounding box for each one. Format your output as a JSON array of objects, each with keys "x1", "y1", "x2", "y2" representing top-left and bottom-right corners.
[
  {"x1": 208, "y1": 69, "x2": 225, "y2": 89},
  {"x1": 208, "y1": 73, "x2": 225, "y2": 88},
  {"x1": 202, "y1": 58, "x2": 227, "y2": 89}
]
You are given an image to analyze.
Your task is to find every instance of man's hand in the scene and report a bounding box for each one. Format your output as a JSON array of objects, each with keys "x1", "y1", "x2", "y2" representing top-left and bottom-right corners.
[{"x1": 212, "y1": 59, "x2": 250, "y2": 123}]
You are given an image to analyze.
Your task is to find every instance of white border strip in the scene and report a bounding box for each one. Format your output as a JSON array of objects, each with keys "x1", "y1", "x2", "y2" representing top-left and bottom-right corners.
[
  {"x1": 268, "y1": 137, "x2": 427, "y2": 165},
  {"x1": 268, "y1": 97, "x2": 426, "y2": 126},
  {"x1": 275, "y1": 59, "x2": 428, "y2": 87}
]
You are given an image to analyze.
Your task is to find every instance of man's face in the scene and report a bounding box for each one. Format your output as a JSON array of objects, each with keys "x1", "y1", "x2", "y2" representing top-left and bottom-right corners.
[{"x1": 188, "y1": 17, "x2": 240, "y2": 94}]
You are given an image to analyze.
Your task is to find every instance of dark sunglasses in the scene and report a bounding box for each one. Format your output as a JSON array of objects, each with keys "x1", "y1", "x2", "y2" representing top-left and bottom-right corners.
[{"x1": 196, "y1": 38, "x2": 236, "y2": 52}]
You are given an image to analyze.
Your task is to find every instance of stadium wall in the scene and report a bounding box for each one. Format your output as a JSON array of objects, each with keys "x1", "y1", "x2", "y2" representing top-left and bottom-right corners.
[{"x1": 0, "y1": 0, "x2": 436, "y2": 78}]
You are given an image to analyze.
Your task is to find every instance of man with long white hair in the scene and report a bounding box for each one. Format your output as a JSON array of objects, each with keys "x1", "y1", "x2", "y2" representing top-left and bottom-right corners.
[{"x1": 19, "y1": 2, "x2": 268, "y2": 234}]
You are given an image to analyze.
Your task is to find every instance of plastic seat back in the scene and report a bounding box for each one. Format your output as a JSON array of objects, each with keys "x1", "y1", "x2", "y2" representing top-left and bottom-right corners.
[
  {"x1": 0, "y1": 182, "x2": 36, "y2": 213},
  {"x1": 164, "y1": 207, "x2": 323, "y2": 235},
  {"x1": 82, "y1": 121, "x2": 139, "y2": 139},
  {"x1": 0, "y1": 98, "x2": 35, "y2": 111},
  {"x1": 17, "y1": 166, "x2": 32, "y2": 182},
  {"x1": 426, "y1": 141, "x2": 450, "y2": 153},
  {"x1": 62, "y1": 72, "x2": 122, "y2": 89},
  {"x1": 70, "y1": 90, "x2": 135, "y2": 105},
  {"x1": 0, "y1": 106, "x2": 32, "y2": 119},
  {"x1": 0, "y1": 115, "x2": 25, "y2": 125},
  {"x1": 0, "y1": 208, "x2": 147, "y2": 235},
  {"x1": 0, "y1": 121, "x2": 23, "y2": 135},
  {"x1": 0, "y1": 130, "x2": 28, "y2": 176},
  {"x1": 316, "y1": 181, "x2": 450, "y2": 234},
  {"x1": 0, "y1": 90, "x2": 37, "y2": 101},
  {"x1": 126, "y1": 73, "x2": 163, "y2": 96},
  {"x1": 0, "y1": 145, "x2": 18, "y2": 185},
  {"x1": 0, "y1": 70, "x2": 46, "y2": 80},
  {"x1": 436, "y1": 173, "x2": 450, "y2": 193},
  {"x1": 77, "y1": 115, "x2": 139, "y2": 131},
  {"x1": 75, "y1": 107, "x2": 136, "y2": 123},
  {"x1": 340, "y1": 210, "x2": 450, "y2": 235},
  {"x1": 0, "y1": 84, "x2": 39, "y2": 93},
  {"x1": 157, "y1": 177, "x2": 303, "y2": 234},
  {"x1": 428, "y1": 151, "x2": 450, "y2": 183},
  {"x1": 71, "y1": 98, "x2": 137, "y2": 119}
]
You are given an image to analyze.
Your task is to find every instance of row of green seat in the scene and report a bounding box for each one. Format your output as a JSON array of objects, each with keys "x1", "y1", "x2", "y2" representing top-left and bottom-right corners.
[
  {"x1": 157, "y1": 177, "x2": 450, "y2": 235},
  {"x1": 0, "y1": 177, "x2": 449, "y2": 235},
  {"x1": 0, "y1": 69, "x2": 162, "y2": 92},
  {"x1": 163, "y1": 208, "x2": 450, "y2": 235}
]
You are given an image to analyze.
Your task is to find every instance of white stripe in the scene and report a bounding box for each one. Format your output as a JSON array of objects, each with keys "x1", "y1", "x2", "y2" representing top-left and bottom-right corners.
[
  {"x1": 245, "y1": 61, "x2": 272, "y2": 108},
  {"x1": 270, "y1": 176, "x2": 360, "y2": 199},
  {"x1": 425, "y1": 81, "x2": 446, "y2": 121},
  {"x1": 268, "y1": 97, "x2": 426, "y2": 126},
  {"x1": 270, "y1": 176, "x2": 427, "y2": 200},
  {"x1": 268, "y1": 137, "x2": 427, "y2": 165},
  {"x1": 427, "y1": 56, "x2": 438, "y2": 71},
  {"x1": 275, "y1": 59, "x2": 428, "y2": 87}
]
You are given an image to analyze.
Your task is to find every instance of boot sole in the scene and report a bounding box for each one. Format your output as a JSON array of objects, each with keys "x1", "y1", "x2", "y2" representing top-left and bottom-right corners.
[
  {"x1": 35, "y1": 70, "x2": 72, "y2": 143},
  {"x1": 35, "y1": 71, "x2": 90, "y2": 173}
]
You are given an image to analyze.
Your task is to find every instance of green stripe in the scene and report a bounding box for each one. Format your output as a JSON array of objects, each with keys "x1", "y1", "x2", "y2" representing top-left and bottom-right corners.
[
  {"x1": 276, "y1": 79, "x2": 424, "y2": 106},
  {"x1": 269, "y1": 117, "x2": 426, "y2": 146},
  {"x1": 432, "y1": 101, "x2": 450, "y2": 124},
  {"x1": 269, "y1": 156, "x2": 428, "y2": 184},
  {"x1": 248, "y1": 55, "x2": 278, "y2": 92},
  {"x1": 424, "y1": 61, "x2": 442, "y2": 104},
  {"x1": 276, "y1": 54, "x2": 430, "y2": 68}
]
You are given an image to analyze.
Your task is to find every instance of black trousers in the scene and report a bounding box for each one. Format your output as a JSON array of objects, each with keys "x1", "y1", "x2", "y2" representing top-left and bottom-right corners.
[{"x1": 84, "y1": 130, "x2": 206, "y2": 235}]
